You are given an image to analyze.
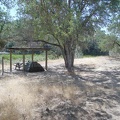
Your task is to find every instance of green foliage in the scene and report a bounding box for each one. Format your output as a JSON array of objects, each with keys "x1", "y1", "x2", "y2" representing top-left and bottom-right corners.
[
  {"x1": 0, "y1": 40, "x2": 6, "y2": 49},
  {"x1": 20, "y1": 0, "x2": 103, "y2": 45},
  {"x1": 83, "y1": 39, "x2": 108, "y2": 56},
  {"x1": 75, "y1": 47, "x2": 83, "y2": 58},
  {"x1": 0, "y1": 2, "x2": 15, "y2": 49},
  {"x1": 93, "y1": 30, "x2": 120, "y2": 54},
  {"x1": 105, "y1": 5, "x2": 120, "y2": 54},
  {"x1": 94, "y1": 30, "x2": 109, "y2": 52},
  {"x1": 49, "y1": 46, "x2": 62, "y2": 58},
  {"x1": 108, "y1": 14, "x2": 120, "y2": 37},
  {"x1": 0, "y1": 7, "x2": 8, "y2": 35},
  {"x1": 5, "y1": 41, "x2": 15, "y2": 48}
]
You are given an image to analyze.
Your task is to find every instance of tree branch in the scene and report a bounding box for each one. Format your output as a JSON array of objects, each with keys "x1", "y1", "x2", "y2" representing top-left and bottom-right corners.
[
  {"x1": 35, "y1": 39, "x2": 61, "y2": 48},
  {"x1": 78, "y1": 0, "x2": 87, "y2": 12},
  {"x1": 51, "y1": 33, "x2": 63, "y2": 48},
  {"x1": 0, "y1": 21, "x2": 5, "y2": 34},
  {"x1": 115, "y1": 41, "x2": 120, "y2": 47},
  {"x1": 82, "y1": 7, "x2": 98, "y2": 26}
]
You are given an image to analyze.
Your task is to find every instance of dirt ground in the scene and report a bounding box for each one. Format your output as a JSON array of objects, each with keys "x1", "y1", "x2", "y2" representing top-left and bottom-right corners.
[{"x1": 0, "y1": 56, "x2": 120, "y2": 120}]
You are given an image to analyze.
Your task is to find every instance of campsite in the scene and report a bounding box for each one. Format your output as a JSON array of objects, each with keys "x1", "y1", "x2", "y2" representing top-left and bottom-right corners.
[{"x1": 0, "y1": 0, "x2": 120, "y2": 119}]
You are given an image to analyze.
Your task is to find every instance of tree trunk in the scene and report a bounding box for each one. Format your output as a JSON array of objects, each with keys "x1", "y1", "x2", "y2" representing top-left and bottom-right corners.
[{"x1": 62, "y1": 41, "x2": 75, "y2": 73}]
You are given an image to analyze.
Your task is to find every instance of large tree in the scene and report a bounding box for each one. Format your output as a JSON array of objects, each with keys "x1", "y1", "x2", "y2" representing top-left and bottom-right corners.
[{"x1": 17, "y1": 0, "x2": 119, "y2": 72}]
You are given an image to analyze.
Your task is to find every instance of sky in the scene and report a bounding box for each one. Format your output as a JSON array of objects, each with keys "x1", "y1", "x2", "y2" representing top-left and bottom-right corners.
[
  {"x1": 10, "y1": 7, "x2": 17, "y2": 18},
  {"x1": 0, "y1": 2, "x2": 18, "y2": 20}
]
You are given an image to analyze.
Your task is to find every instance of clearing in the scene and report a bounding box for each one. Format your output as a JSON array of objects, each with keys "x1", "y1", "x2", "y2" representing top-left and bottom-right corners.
[{"x1": 0, "y1": 56, "x2": 120, "y2": 120}]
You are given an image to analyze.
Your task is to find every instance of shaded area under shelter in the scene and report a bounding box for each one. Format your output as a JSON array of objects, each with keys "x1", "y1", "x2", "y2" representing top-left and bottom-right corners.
[{"x1": 7, "y1": 47, "x2": 50, "y2": 72}]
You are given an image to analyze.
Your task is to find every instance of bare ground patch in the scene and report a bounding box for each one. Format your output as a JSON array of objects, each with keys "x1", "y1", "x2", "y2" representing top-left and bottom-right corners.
[{"x1": 0, "y1": 56, "x2": 120, "y2": 120}]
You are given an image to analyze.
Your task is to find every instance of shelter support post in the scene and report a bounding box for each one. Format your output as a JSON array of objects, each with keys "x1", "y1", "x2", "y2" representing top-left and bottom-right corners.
[
  {"x1": 23, "y1": 50, "x2": 25, "y2": 71},
  {"x1": 45, "y1": 50, "x2": 48, "y2": 70},
  {"x1": 2, "y1": 57, "x2": 4, "y2": 75},
  {"x1": 10, "y1": 50, "x2": 12, "y2": 72},
  {"x1": 32, "y1": 50, "x2": 34, "y2": 62}
]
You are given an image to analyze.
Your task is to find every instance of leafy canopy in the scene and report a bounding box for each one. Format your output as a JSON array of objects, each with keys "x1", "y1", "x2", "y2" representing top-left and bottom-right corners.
[{"x1": 17, "y1": 0, "x2": 120, "y2": 47}]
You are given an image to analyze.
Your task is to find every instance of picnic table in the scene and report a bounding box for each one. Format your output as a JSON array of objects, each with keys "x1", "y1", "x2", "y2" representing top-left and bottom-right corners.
[{"x1": 14, "y1": 62, "x2": 23, "y2": 70}]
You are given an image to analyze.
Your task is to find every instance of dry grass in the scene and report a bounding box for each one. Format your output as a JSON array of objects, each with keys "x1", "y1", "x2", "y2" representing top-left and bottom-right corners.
[
  {"x1": 0, "y1": 56, "x2": 120, "y2": 119},
  {"x1": 0, "y1": 75, "x2": 116, "y2": 120},
  {"x1": 0, "y1": 76, "x2": 37, "y2": 120},
  {"x1": 0, "y1": 99, "x2": 21, "y2": 120},
  {"x1": 26, "y1": 82, "x2": 87, "y2": 109},
  {"x1": 0, "y1": 75, "x2": 86, "y2": 120}
]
